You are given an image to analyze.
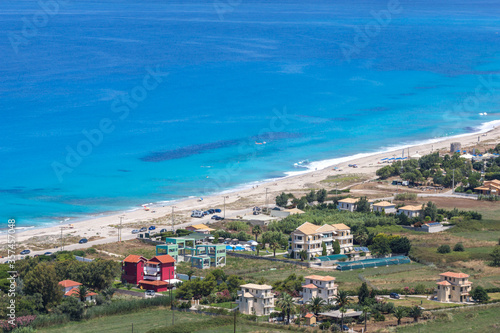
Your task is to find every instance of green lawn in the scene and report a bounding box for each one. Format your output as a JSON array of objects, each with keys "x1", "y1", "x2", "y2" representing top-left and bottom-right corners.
[
  {"x1": 38, "y1": 307, "x2": 197, "y2": 333},
  {"x1": 396, "y1": 303, "x2": 500, "y2": 332},
  {"x1": 210, "y1": 301, "x2": 237, "y2": 309},
  {"x1": 388, "y1": 296, "x2": 462, "y2": 310}
]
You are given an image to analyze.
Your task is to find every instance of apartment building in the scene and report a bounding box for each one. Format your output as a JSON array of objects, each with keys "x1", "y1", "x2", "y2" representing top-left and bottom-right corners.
[
  {"x1": 237, "y1": 283, "x2": 274, "y2": 316},
  {"x1": 288, "y1": 222, "x2": 353, "y2": 259}
]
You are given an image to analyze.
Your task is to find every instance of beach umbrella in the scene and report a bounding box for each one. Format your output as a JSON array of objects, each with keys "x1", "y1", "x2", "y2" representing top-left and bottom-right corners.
[
  {"x1": 381, "y1": 158, "x2": 388, "y2": 161},
  {"x1": 247, "y1": 240, "x2": 258, "y2": 246}
]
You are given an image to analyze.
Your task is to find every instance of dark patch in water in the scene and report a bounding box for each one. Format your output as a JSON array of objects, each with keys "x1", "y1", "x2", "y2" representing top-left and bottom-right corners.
[
  {"x1": 464, "y1": 126, "x2": 476, "y2": 132},
  {"x1": 118, "y1": 169, "x2": 131, "y2": 172},
  {"x1": 141, "y1": 132, "x2": 302, "y2": 162},
  {"x1": 358, "y1": 107, "x2": 390, "y2": 112}
]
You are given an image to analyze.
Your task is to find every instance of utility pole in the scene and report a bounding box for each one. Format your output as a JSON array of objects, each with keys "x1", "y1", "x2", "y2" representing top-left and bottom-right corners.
[
  {"x1": 452, "y1": 169, "x2": 455, "y2": 193},
  {"x1": 171, "y1": 206, "x2": 176, "y2": 232},
  {"x1": 60, "y1": 226, "x2": 64, "y2": 251},
  {"x1": 119, "y1": 216, "x2": 124, "y2": 242},
  {"x1": 265, "y1": 188, "x2": 269, "y2": 213},
  {"x1": 233, "y1": 309, "x2": 237, "y2": 333},
  {"x1": 223, "y1": 196, "x2": 228, "y2": 219}
]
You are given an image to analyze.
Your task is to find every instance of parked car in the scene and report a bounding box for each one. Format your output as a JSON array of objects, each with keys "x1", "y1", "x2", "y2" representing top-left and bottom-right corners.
[
  {"x1": 139, "y1": 227, "x2": 147, "y2": 232},
  {"x1": 79, "y1": 238, "x2": 88, "y2": 244},
  {"x1": 145, "y1": 290, "x2": 155, "y2": 297},
  {"x1": 207, "y1": 209, "x2": 215, "y2": 214},
  {"x1": 131, "y1": 229, "x2": 140, "y2": 234},
  {"x1": 203, "y1": 211, "x2": 210, "y2": 216},
  {"x1": 20, "y1": 250, "x2": 30, "y2": 255},
  {"x1": 160, "y1": 228, "x2": 167, "y2": 233},
  {"x1": 191, "y1": 210, "x2": 204, "y2": 218},
  {"x1": 43, "y1": 252, "x2": 52, "y2": 256},
  {"x1": 342, "y1": 325, "x2": 349, "y2": 331},
  {"x1": 148, "y1": 226, "x2": 156, "y2": 230},
  {"x1": 390, "y1": 292, "x2": 400, "y2": 299},
  {"x1": 214, "y1": 209, "x2": 221, "y2": 213}
]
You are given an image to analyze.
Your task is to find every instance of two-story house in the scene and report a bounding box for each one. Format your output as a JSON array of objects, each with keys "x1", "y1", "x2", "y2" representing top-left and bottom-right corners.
[
  {"x1": 337, "y1": 198, "x2": 359, "y2": 212},
  {"x1": 237, "y1": 283, "x2": 274, "y2": 316},
  {"x1": 435, "y1": 272, "x2": 472, "y2": 303},
  {"x1": 372, "y1": 201, "x2": 397, "y2": 214},
  {"x1": 288, "y1": 222, "x2": 353, "y2": 259},
  {"x1": 121, "y1": 254, "x2": 177, "y2": 292},
  {"x1": 302, "y1": 275, "x2": 337, "y2": 304},
  {"x1": 398, "y1": 205, "x2": 423, "y2": 218}
]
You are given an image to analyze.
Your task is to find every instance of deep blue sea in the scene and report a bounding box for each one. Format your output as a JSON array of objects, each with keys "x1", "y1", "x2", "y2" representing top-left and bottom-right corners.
[{"x1": 1, "y1": 0, "x2": 500, "y2": 228}]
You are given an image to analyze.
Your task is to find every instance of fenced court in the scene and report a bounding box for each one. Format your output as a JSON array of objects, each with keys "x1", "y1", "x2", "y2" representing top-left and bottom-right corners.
[{"x1": 336, "y1": 256, "x2": 411, "y2": 271}]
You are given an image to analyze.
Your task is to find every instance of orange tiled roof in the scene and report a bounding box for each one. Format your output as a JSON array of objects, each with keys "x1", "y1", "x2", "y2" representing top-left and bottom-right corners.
[
  {"x1": 149, "y1": 255, "x2": 175, "y2": 264},
  {"x1": 139, "y1": 280, "x2": 170, "y2": 286},
  {"x1": 440, "y1": 272, "x2": 469, "y2": 279},
  {"x1": 59, "y1": 280, "x2": 82, "y2": 288},
  {"x1": 305, "y1": 313, "x2": 315, "y2": 318},
  {"x1": 436, "y1": 281, "x2": 451, "y2": 286},
  {"x1": 302, "y1": 284, "x2": 318, "y2": 289},
  {"x1": 123, "y1": 255, "x2": 146, "y2": 263},
  {"x1": 305, "y1": 275, "x2": 335, "y2": 282},
  {"x1": 64, "y1": 289, "x2": 97, "y2": 297}
]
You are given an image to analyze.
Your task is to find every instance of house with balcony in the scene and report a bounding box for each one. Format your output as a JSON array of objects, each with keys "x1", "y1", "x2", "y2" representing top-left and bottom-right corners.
[
  {"x1": 288, "y1": 222, "x2": 353, "y2": 260},
  {"x1": 337, "y1": 198, "x2": 359, "y2": 212},
  {"x1": 237, "y1": 283, "x2": 274, "y2": 316},
  {"x1": 372, "y1": 201, "x2": 396, "y2": 214},
  {"x1": 302, "y1": 275, "x2": 337, "y2": 304},
  {"x1": 121, "y1": 254, "x2": 178, "y2": 292},
  {"x1": 398, "y1": 205, "x2": 422, "y2": 218},
  {"x1": 435, "y1": 272, "x2": 472, "y2": 303}
]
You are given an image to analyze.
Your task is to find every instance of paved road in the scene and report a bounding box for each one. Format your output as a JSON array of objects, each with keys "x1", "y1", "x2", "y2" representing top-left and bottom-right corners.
[{"x1": 1, "y1": 206, "x2": 257, "y2": 263}]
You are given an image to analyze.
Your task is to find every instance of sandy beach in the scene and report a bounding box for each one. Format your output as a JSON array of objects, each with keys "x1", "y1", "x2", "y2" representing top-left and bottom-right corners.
[{"x1": 4, "y1": 121, "x2": 500, "y2": 251}]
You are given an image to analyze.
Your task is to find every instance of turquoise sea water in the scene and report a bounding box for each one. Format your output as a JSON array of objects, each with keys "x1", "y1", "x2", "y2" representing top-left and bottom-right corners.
[{"x1": 1, "y1": 0, "x2": 500, "y2": 227}]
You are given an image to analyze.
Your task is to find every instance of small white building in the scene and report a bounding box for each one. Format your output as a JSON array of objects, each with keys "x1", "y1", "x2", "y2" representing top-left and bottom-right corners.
[
  {"x1": 398, "y1": 205, "x2": 422, "y2": 218},
  {"x1": 337, "y1": 198, "x2": 359, "y2": 212},
  {"x1": 237, "y1": 283, "x2": 274, "y2": 316},
  {"x1": 372, "y1": 201, "x2": 396, "y2": 214},
  {"x1": 302, "y1": 275, "x2": 337, "y2": 304},
  {"x1": 270, "y1": 207, "x2": 305, "y2": 218}
]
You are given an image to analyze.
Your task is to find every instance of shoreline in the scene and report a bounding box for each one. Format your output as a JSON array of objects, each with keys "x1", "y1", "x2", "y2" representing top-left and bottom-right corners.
[{"x1": 2, "y1": 118, "x2": 500, "y2": 247}]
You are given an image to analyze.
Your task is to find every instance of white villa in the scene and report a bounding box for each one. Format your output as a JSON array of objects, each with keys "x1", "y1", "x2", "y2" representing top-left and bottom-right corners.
[
  {"x1": 337, "y1": 198, "x2": 359, "y2": 212},
  {"x1": 288, "y1": 222, "x2": 353, "y2": 259},
  {"x1": 372, "y1": 201, "x2": 396, "y2": 214},
  {"x1": 302, "y1": 275, "x2": 337, "y2": 304},
  {"x1": 237, "y1": 283, "x2": 274, "y2": 316},
  {"x1": 398, "y1": 205, "x2": 423, "y2": 218}
]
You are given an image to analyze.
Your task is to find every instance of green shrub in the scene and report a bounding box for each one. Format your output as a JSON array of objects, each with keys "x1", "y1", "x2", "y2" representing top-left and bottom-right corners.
[
  {"x1": 85, "y1": 248, "x2": 97, "y2": 254},
  {"x1": 437, "y1": 244, "x2": 451, "y2": 254},
  {"x1": 453, "y1": 243, "x2": 465, "y2": 252}
]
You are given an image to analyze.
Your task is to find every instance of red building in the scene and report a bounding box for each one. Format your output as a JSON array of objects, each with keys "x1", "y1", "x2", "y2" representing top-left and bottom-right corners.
[
  {"x1": 121, "y1": 255, "x2": 146, "y2": 285},
  {"x1": 122, "y1": 254, "x2": 176, "y2": 292}
]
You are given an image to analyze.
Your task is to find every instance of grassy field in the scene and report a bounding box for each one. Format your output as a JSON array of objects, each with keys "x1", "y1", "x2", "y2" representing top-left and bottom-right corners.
[
  {"x1": 387, "y1": 296, "x2": 462, "y2": 310},
  {"x1": 37, "y1": 307, "x2": 294, "y2": 333},
  {"x1": 396, "y1": 303, "x2": 500, "y2": 333},
  {"x1": 210, "y1": 301, "x2": 237, "y2": 309}
]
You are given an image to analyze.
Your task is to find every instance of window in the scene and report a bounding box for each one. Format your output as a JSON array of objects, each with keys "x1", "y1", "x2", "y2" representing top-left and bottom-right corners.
[{"x1": 452, "y1": 287, "x2": 455, "y2": 290}]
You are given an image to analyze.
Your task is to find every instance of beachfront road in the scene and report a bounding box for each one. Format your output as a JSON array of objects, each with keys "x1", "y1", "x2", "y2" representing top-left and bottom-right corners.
[{"x1": 1, "y1": 206, "x2": 256, "y2": 264}]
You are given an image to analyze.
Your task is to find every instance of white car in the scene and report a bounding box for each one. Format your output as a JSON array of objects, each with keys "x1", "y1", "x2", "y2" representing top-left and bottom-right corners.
[
  {"x1": 131, "y1": 229, "x2": 139, "y2": 234},
  {"x1": 145, "y1": 290, "x2": 155, "y2": 297}
]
